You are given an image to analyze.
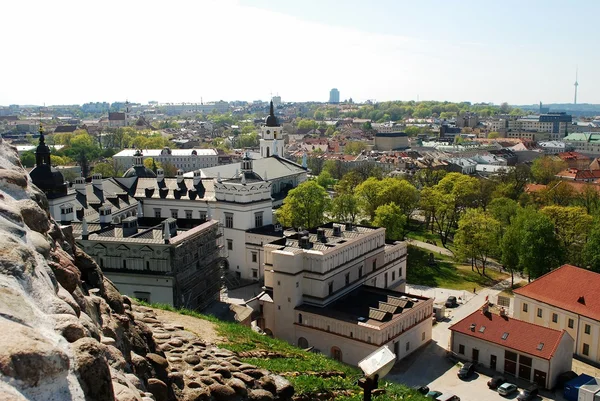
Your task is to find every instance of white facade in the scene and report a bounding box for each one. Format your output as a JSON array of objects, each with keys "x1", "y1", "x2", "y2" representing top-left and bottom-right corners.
[
  {"x1": 113, "y1": 148, "x2": 219, "y2": 172},
  {"x1": 260, "y1": 124, "x2": 285, "y2": 159}
]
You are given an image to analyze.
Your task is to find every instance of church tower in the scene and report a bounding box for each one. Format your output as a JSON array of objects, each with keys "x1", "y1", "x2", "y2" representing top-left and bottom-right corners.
[{"x1": 260, "y1": 100, "x2": 284, "y2": 158}]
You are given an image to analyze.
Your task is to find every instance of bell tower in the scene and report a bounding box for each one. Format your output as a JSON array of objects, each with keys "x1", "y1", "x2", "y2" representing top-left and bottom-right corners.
[{"x1": 260, "y1": 100, "x2": 284, "y2": 158}]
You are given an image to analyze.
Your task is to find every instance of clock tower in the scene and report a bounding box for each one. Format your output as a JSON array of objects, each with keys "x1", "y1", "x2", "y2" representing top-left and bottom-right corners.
[{"x1": 260, "y1": 100, "x2": 284, "y2": 158}]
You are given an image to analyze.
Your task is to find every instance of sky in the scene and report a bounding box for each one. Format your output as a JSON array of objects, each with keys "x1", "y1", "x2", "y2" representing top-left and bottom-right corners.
[{"x1": 2, "y1": 0, "x2": 599, "y2": 106}]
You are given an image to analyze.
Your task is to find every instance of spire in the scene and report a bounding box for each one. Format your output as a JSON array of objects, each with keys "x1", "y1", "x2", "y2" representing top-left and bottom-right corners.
[
  {"x1": 163, "y1": 220, "x2": 171, "y2": 243},
  {"x1": 574, "y1": 67, "x2": 579, "y2": 105},
  {"x1": 265, "y1": 100, "x2": 279, "y2": 127},
  {"x1": 137, "y1": 201, "x2": 143, "y2": 217},
  {"x1": 35, "y1": 122, "x2": 51, "y2": 167},
  {"x1": 269, "y1": 100, "x2": 274, "y2": 117},
  {"x1": 39, "y1": 122, "x2": 45, "y2": 145}
]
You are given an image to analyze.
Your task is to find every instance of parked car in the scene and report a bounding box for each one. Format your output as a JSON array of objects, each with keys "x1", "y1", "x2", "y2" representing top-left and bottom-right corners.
[
  {"x1": 414, "y1": 385, "x2": 429, "y2": 395},
  {"x1": 445, "y1": 296, "x2": 458, "y2": 308},
  {"x1": 457, "y1": 362, "x2": 475, "y2": 379},
  {"x1": 436, "y1": 394, "x2": 460, "y2": 401},
  {"x1": 426, "y1": 390, "x2": 443, "y2": 399},
  {"x1": 487, "y1": 375, "x2": 506, "y2": 389},
  {"x1": 517, "y1": 384, "x2": 539, "y2": 401},
  {"x1": 497, "y1": 382, "x2": 518, "y2": 396}
]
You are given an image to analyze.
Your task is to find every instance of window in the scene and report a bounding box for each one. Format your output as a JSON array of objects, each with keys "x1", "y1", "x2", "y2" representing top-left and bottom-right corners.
[
  {"x1": 523, "y1": 303, "x2": 528, "y2": 313},
  {"x1": 345, "y1": 273, "x2": 350, "y2": 285},
  {"x1": 225, "y1": 213, "x2": 233, "y2": 228},
  {"x1": 583, "y1": 343, "x2": 590, "y2": 356},
  {"x1": 358, "y1": 267, "x2": 363, "y2": 278},
  {"x1": 134, "y1": 291, "x2": 150, "y2": 303},
  {"x1": 200, "y1": 212, "x2": 207, "y2": 220},
  {"x1": 298, "y1": 314, "x2": 303, "y2": 324},
  {"x1": 252, "y1": 252, "x2": 257, "y2": 263},
  {"x1": 392, "y1": 271, "x2": 396, "y2": 281},
  {"x1": 123, "y1": 260, "x2": 127, "y2": 269},
  {"x1": 170, "y1": 209, "x2": 178, "y2": 219},
  {"x1": 458, "y1": 344, "x2": 465, "y2": 354},
  {"x1": 398, "y1": 267, "x2": 402, "y2": 277},
  {"x1": 154, "y1": 209, "x2": 161, "y2": 218},
  {"x1": 328, "y1": 282, "x2": 333, "y2": 295},
  {"x1": 568, "y1": 318, "x2": 574, "y2": 329},
  {"x1": 537, "y1": 308, "x2": 543, "y2": 318},
  {"x1": 277, "y1": 280, "x2": 280, "y2": 286},
  {"x1": 254, "y1": 212, "x2": 263, "y2": 228},
  {"x1": 585, "y1": 324, "x2": 591, "y2": 335},
  {"x1": 185, "y1": 210, "x2": 193, "y2": 219},
  {"x1": 287, "y1": 297, "x2": 291, "y2": 303},
  {"x1": 296, "y1": 281, "x2": 299, "y2": 288},
  {"x1": 406, "y1": 342, "x2": 410, "y2": 351},
  {"x1": 373, "y1": 260, "x2": 377, "y2": 271},
  {"x1": 422, "y1": 332, "x2": 426, "y2": 341},
  {"x1": 552, "y1": 313, "x2": 558, "y2": 323},
  {"x1": 252, "y1": 269, "x2": 258, "y2": 278},
  {"x1": 227, "y1": 239, "x2": 233, "y2": 250}
]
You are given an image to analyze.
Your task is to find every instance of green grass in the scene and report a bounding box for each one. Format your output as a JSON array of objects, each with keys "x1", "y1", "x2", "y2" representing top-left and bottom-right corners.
[
  {"x1": 407, "y1": 245, "x2": 509, "y2": 292},
  {"x1": 405, "y1": 221, "x2": 456, "y2": 253},
  {"x1": 136, "y1": 300, "x2": 428, "y2": 401}
]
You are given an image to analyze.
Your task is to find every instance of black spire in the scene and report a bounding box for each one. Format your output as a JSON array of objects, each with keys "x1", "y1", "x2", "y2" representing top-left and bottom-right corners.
[
  {"x1": 265, "y1": 100, "x2": 279, "y2": 127},
  {"x1": 35, "y1": 123, "x2": 51, "y2": 166}
]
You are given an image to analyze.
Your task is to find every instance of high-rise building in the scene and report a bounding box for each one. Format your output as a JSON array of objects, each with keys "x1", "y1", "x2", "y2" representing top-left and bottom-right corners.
[
  {"x1": 272, "y1": 96, "x2": 282, "y2": 108},
  {"x1": 329, "y1": 88, "x2": 340, "y2": 104}
]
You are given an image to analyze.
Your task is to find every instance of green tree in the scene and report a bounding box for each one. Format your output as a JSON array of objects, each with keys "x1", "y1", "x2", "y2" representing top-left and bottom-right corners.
[
  {"x1": 488, "y1": 197, "x2": 518, "y2": 227},
  {"x1": 378, "y1": 178, "x2": 419, "y2": 220},
  {"x1": 540, "y1": 205, "x2": 592, "y2": 265},
  {"x1": 93, "y1": 162, "x2": 116, "y2": 177},
  {"x1": 373, "y1": 203, "x2": 406, "y2": 241},
  {"x1": 454, "y1": 209, "x2": 501, "y2": 275},
  {"x1": 500, "y1": 219, "x2": 522, "y2": 287},
  {"x1": 331, "y1": 193, "x2": 359, "y2": 223},
  {"x1": 316, "y1": 170, "x2": 335, "y2": 189},
  {"x1": 582, "y1": 219, "x2": 600, "y2": 272},
  {"x1": 411, "y1": 169, "x2": 447, "y2": 188},
  {"x1": 276, "y1": 181, "x2": 331, "y2": 228},
  {"x1": 20, "y1": 151, "x2": 35, "y2": 168},
  {"x1": 531, "y1": 157, "x2": 567, "y2": 184},
  {"x1": 344, "y1": 141, "x2": 368, "y2": 155},
  {"x1": 488, "y1": 131, "x2": 500, "y2": 139},
  {"x1": 335, "y1": 170, "x2": 365, "y2": 195},
  {"x1": 356, "y1": 177, "x2": 383, "y2": 220},
  {"x1": 162, "y1": 162, "x2": 178, "y2": 177},
  {"x1": 404, "y1": 126, "x2": 421, "y2": 137},
  {"x1": 297, "y1": 119, "x2": 318, "y2": 130}
]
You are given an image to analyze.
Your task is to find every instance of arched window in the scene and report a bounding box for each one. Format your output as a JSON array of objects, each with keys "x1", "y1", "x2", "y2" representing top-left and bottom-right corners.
[
  {"x1": 298, "y1": 337, "x2": 309, "y2": 349},
  {"x1": 331, "y1": 346, "x2": 342, "y2": 362}
]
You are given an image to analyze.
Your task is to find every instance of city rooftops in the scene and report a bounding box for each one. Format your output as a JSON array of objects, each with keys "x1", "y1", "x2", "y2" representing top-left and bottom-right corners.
[
  {"x1": 296, "y1": 285, "x2": 430, "y2": 328},
  {"x1": 114, "y1": 148, "x2": 218, "y2": 157},
  {"x1": 563, "y1": 133, "x2": 600, "y2": 143}
]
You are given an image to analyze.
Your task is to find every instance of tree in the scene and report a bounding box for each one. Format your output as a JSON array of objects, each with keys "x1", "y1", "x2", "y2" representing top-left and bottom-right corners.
[
  {"x1": 500, "y1": 221, "x2": 522, "y2": 287},
  {"x1": 331, "y1": 193, "x2": 359, "y2": 223},
  {"x1": 344, "y1": 141, "x2": 368, "y2": 155},
  {"x1": 93, "y1": 162, "x2": 116, "y2": 177},
  {"x1": 316, "y1": 170, "x2": 335, "y2": 189},
  {"x1": 411, "y1": 169, "x2": 447, "y2": 188},
  {"x1": 583, "y1": 219, "x2": 600, "y2": 272},
  {"x1": 540, "y1": 205, "x2": 592, "y2": 265},
  {"x1": 575, "y1": 185, "x2": 600, "y2": 215},
  {"x1": 373, "y1": 203, "x2": 406, "y2": 241},
  {"x1": 334, "y1": 170, "x2": 365, "y2": 195},
  {"x1": 404, "y1": 126, "x2": 421, "y2": 137},
  {"x1": 162, "y1": 162, "x2": 178, "y2": 177},
  {"x1": 488, "y1": 197, "x2": 518, "y2": 227},
  {"x1": 361, "y1": 121, "x2": 372, "y2": 131},
  {"x1": 378, "y1": 178, "x2": 419, "y2": 220},
  {"x1": 454, "y1": 209, "x2": 501, "y2": 275},
  {"x1": 20, "y1": 151, "x2": 35, "y2": 168},
  {"x1": 356, "y1": 177, "x2": 383, "y2": 220},
  {"x1": 531, "y1": 157, "x2": 567, "y2": 184},
  {"x1": 276, "y1": 181, "x2": 331, "y2": 228},
  {"x1": 297, "y1": 119, "x2": 318, "y2": 130},
  {"x1": 64, "y1": 132, "x2": 102, "y2": 177}
]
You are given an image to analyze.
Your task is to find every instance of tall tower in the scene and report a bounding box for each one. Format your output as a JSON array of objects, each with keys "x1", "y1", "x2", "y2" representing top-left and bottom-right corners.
[
  {"x1": 259, "y1": 101, "x2": 284, "y2": 158},
  {"x1": 574, "y1": 68, "x2": 579, "y2": 105}
]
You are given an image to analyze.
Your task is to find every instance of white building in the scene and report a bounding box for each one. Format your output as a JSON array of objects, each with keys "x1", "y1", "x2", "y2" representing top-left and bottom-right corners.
[
  {"x1": 113, "y1": 148, "x2": 219, "y2": 173},
  {"x1": 450, "y1": 305, "x2": 573, "y2": 389},
  {"x1": 249, "y1": 223, "x2": 433, "y2": 366},
  {"x1": 259, "y1": 101, "x2": 285, "y2": 158},
  {"x1": 513, "y1": 264, "x2": 600, "y2": 365}
]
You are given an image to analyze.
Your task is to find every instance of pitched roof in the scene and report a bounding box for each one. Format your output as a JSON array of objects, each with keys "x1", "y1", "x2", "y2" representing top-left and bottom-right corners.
[
  {"x1": 449, "y1": 308, "x2": 569, "y2": 360},
  {"x1": 514, "y1": 264, "x2": 600, "y2": 321}
]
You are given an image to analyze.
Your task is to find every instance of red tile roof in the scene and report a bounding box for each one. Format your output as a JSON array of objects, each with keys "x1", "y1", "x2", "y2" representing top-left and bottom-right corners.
[
  {"x1": 449, "y1": 308, "x2": 568, "y2": 360},
  {"x1": 514, "y1": 264, "x2": 600, "y2": 321}
]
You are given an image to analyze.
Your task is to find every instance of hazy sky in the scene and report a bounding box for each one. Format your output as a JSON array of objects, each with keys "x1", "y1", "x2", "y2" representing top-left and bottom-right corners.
[{"x1": 3, "y1": 0, "x2": 598, "y2": 106}]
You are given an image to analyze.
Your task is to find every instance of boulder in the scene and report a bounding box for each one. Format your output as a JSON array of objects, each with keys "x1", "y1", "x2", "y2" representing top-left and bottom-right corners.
[
  {"x1": 17, "y1": 199, "x2": 50, "y2": 233},
  {"x1": 147, "y1": 378, "x2": 168, "y2": 401},
  {"x1": 208, "y1": 383, "x2": 237, "y2": 401},
  {"x1": 183, "y1": 386, "x2": 211, "y2": 401},
  {"x1": 52, "y1": 313, "x2": 88, "y2": 342},
  {"x1": 248, "y1": 389, "x2": 275, "y2": 401},
  {"x1": 0, "y1": 321, "x2": 70, "y2": 386},
  {"x1": 113, "y1": 381, "x2": 143, "y2": 401},
  {"x1": 72, "y1": 337, "x2": 114, "y2": 401},
  {"x1": 272, "y1": 375, "x2": 294, "y2": 399},
  {"x1": 103, "y1": 277, "x2": 125, "y2": 314}
]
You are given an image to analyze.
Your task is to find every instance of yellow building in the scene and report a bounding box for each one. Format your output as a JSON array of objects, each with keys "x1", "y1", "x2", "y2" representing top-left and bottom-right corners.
[{"x1": 513, "y1": 265, "x2": 600, "y2": 364}]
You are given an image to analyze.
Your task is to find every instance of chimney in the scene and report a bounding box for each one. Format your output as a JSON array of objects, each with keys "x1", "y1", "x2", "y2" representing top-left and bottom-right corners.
[
  {"x1": 345, "y1": 222, "x2": 353, "y2": 231},
  {"x1": 176, "y1": 169, "x2": 184, "y2": 184},
  {"x1": 298, "y1": 235, "x2": 312, "y2": 249},
  {"x1": 332, "y1": 224, "x2": 342, "y2": 237},
  {"x1": 81, "y1": 217, "x2": 89, "y2": 240},
  {"x1": 163, "y1": 220, "x2": 171, "y2": 243},
  {"x1": 75, "y1": 176, "x2": 86, "y2": 192},
  {"x1": 206, "y1": 202, "x2": 212, "y2": 220},
  {"x1": 137, "y1": 202, "x2": 143, "y2": 217},
  {"x1": 98, "y1": 204, "x2": 112, "y2": 224},
  {"x1": 92, "y1": 173, "x2": 103, "y2": 191},
  {"x1": 157, "y1": 168, "x2": 164, "y2": 183},
  {"x1": 122, "y1": 216, "x2": 138, "y2": 237},
  {"x1": 193, "y1": 170, "x2": 202, "y2": 186},
  {"x1": 470, "y1": 323, "x2": 476, "y2": 332},
  {"x1": 145, "y1": 187, "x2": 155, "y2": 198},
  {"x1": 317, "y1": 228, "x2": 327, "y2": 243}
]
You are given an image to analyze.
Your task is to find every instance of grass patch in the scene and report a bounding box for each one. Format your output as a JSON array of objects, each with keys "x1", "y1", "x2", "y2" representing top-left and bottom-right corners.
[
  {"x1": 407, "y1": 246, "x2": 509, "y2": 292},
  {"x1": 405, "y1": 221, "x2": 456, "y2": 253},
  {"x1": 499, "y1": 281, "x2": 525, "y2": 297},
  {"x1": 137, "y1": 300, "x2": 428, "y2": 401}
]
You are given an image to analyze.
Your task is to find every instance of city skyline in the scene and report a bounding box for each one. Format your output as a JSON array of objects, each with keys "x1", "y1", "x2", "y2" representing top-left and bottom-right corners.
[{"x1": 2, "y1": 0, "x2": 599, "y2": 106}]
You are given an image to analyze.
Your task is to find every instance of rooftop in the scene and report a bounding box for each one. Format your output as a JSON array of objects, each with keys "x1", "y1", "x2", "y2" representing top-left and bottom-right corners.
[
  {"x1": 449, "y1": 307, "x2": 569, "y2": 360},
  {"x1": 296, "y1": 285, "x2": 429, "y2": 328},
  {"x1": 514, "y1": 264, "x2": 600, "y2": 322},
  {"x1": 113, "y1": 148, "x2": 218, "y2": 157}
]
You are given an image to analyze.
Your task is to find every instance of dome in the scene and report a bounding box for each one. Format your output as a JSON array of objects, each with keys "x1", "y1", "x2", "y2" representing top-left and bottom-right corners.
[
  {"x1": 264, "y1": 100, "x2": 279, "y2": 127},
  {"x1": 30, "y1": 165, "x2": 68, "y2": 198},
  {"x1": 123, "y1": 165, "x2": 157, "y2": 178}
]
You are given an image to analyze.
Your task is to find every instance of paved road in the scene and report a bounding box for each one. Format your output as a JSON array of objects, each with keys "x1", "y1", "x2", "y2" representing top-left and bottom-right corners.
[{"x1": 406, "y1": 238, "x2": 454, "y2": 257}]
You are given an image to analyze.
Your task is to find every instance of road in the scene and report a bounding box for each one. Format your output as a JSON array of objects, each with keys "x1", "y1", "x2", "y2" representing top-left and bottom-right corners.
[{"x1": 406, "y1": 238, "x2": 454, "y2": 257}]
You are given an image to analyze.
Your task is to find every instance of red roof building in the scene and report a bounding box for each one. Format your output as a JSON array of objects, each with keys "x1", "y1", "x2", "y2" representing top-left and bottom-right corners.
[{"x1": 449, "y1": 306, "x2": 573, "y2": 388}]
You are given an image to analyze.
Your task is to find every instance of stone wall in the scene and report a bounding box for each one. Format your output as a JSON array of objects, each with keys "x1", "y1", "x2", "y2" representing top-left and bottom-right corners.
[{"x1": 0, "y1": 139, "x2": 293, "y2": 401}]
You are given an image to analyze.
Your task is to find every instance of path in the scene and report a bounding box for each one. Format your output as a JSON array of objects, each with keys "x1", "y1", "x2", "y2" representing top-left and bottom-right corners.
[
  {"x1": 151, "y1": 307, "x2": 224, "y2": 344},
  {"x1": 406, "y1": 238, "x2": 454, "y2": 257}
]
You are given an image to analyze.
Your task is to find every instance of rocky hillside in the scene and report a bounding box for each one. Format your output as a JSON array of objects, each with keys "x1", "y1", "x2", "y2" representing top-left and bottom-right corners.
[{"x1": 0, "y1": 139, "x2": 294, "y2": 401}]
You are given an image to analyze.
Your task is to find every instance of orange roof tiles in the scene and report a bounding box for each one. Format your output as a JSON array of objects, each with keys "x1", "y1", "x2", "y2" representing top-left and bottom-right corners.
[
  {"x1": 449, "y1": 308, "x2": 568, "y2": 360},
  {"x1": 514, "y1": 264, "x2": 600, "y2": 321}
]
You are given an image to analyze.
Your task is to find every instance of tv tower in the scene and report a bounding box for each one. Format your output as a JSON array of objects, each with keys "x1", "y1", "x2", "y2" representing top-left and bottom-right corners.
[{"x1": 574, "y1": 67, "x2": 579, "y2": 105}]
